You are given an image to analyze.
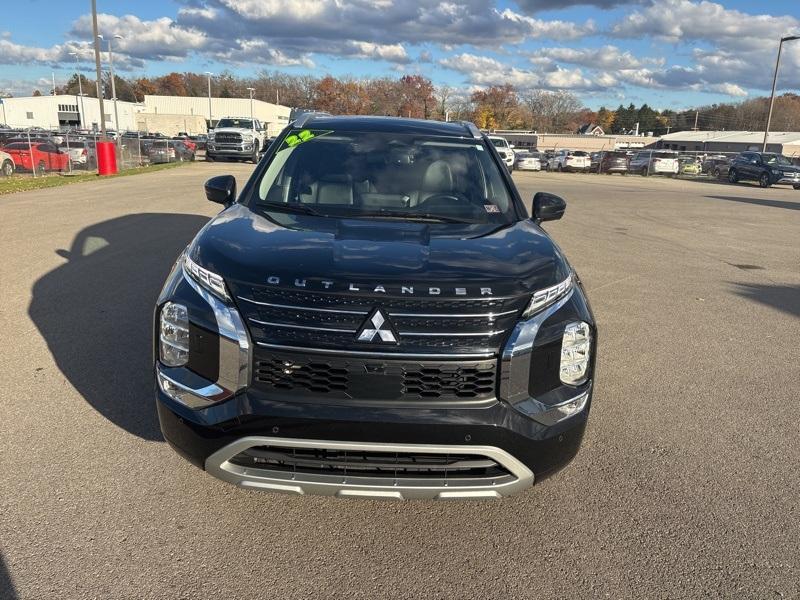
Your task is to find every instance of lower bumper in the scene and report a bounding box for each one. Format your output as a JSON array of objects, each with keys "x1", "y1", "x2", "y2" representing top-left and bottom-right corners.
[
  {"x1": 207, "y1": 144, "x2": 255, "y2": 158},
  {"x1": 157, "y1": 384, "x2": 589, "y2": 498},
  {"x1": 205, "y1": 436, "x2": 534, "y2": 499}
]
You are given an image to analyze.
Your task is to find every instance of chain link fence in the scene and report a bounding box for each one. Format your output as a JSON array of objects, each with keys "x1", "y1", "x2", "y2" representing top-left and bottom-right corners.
[{"x1": 0, "y1": 129, "x2": 200, "y2": 179}]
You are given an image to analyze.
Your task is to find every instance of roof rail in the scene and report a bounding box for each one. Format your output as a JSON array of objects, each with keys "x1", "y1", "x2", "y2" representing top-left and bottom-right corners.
[
  {"x1": 460, "y1": 121, "x2": 483, "y2": 139},
  {"x1": 293, "y1": 111, "x2": 331, "y2": 128}
]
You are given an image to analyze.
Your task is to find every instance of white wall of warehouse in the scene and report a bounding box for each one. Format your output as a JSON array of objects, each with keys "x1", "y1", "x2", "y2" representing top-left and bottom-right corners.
[
  {"x1": 1, "y1": 94, "x2": 292, "y2": 136},
  {"x1": 0, "y1": 95, "x2": 140, "y2": 131},
  {"x1": 143, "y1": 96, "x2": 291, "y2": 135}
]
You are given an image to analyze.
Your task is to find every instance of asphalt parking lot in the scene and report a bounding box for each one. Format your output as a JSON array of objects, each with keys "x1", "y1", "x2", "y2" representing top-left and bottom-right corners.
[{"x1": 1, "y1": 163, "x2": 798, "y2": 599}]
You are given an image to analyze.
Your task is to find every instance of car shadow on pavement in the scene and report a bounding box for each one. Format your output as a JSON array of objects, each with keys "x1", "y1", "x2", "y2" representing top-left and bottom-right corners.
[
  {"x1": 731, "y1": 282, "x2": 800, "y2": 319},
  {"x1": 0, "y1": 553, "x2": 17, "y2": 600},
  {"x1": 28, "y1": 213, "x2": 211, "y2": 441},
  {"x1": 706, "y1": 195, "x2": 800, "y2": 211}
]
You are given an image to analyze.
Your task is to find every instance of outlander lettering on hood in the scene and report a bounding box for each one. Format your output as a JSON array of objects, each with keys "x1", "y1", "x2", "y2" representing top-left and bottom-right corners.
[
  {"x1": 155, "y1": 115, "x2": 597, "y2": 501},
  {"x1": 266, "y1": 275, "x2": 493, "y2": 296}
]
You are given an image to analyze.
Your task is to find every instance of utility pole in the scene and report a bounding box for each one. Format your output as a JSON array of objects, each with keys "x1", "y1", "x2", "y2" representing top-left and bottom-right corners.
[
  {"x1": 69, "y1": 52, "x2": 86, "y2": 129},
  {"x1": 692, "y1": 111, "x2": 699, "y2": 131},
  {"x1": 90, "y1": 0, "x2": 107, "y2": 140},
  {"x1": 246, "y1": 87, "x2": 255, "y2": 130},
  {"x1": 205, "y1": 72, "x2": 213, "y2": 127},
  {"x1": 764, "y1": 35, "x2": 800, "y2": 152},
  {"x1": 98, "y1": 34, "x2": 123, "y2": 142}
]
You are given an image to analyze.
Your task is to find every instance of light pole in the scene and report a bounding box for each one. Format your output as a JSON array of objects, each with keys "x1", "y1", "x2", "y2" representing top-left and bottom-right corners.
[
  {"x1": 90, "y1": 0, "x2": 107, "y2": 140},
  {"x1": 69, "y1": 51, "x2": 86, "y2": 129},
  {"x1": 763, "y1": 34, "x2": 800, "y2": 152},
  {"x1": 98, "y1": 34, "x2": 123, "y2": 141},
  {"x1": 205, "y1": 72, "x2": 213, "y2": 127},
  {"x1": 246, "y1": 87, "x2": 255, "y2": 130}
]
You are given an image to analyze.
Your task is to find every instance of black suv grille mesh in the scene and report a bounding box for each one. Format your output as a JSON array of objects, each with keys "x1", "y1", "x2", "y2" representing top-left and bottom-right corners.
[
  {"x1": 230, "y1": 282, "x2": 528, "y2": 357},
  {"x1": 229, "y1": 446, "x2": 512, "y2": 480},
  {"x1": 253, "y1": 349, "x2": 497, "y2": 403}
]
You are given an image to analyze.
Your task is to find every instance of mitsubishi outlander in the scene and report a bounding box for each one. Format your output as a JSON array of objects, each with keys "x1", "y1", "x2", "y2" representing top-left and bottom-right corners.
[{"x1": 155, "y1": 115, "x2": 597, "y2": 500}]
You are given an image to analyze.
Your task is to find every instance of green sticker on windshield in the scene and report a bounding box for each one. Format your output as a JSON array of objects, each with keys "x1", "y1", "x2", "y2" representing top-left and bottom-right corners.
[{"x1": 284, "y1": 129, "x2": 319, "y2": 147}]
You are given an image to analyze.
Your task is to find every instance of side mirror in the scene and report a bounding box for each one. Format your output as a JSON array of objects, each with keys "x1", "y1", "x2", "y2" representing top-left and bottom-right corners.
[
  {"x1": 509, "y1": 144, "x2": 515, "y2": 149},
  {"x1": 205, "y1": 174, "x2": 236, "y2": 206},
  {"x1": 532, "y1": 192, "x2": 566, "y2": 224}
]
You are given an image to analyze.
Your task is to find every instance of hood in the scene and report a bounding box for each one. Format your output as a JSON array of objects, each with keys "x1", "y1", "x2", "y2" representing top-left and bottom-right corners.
[
  {"x1": 189, "y1": 204, "x2": 570, "y2": 299},
  {"x1": 774, "y1": 164, "x2": 800, "y2": 173}
]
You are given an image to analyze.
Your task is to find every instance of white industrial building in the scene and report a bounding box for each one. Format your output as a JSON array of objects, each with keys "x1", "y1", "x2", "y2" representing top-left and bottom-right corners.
[
  {"x1": 0, "y1": 94, "x2": 291, "y2": 136},
  {"x1": 142, "y1": 95, "x2": 291, "y2": 135},
  {"x1": 656, "y1": 130, "x2": 800, "y2": 157}
]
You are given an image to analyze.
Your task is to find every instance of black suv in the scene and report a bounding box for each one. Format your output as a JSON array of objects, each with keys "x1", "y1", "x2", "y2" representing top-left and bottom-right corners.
[
  {"x1": 728, "y1": 151, "x2": 800, "y2": 189},
  {"x1": 154, "y1": 116, "x2": 596, "y2": 500}
]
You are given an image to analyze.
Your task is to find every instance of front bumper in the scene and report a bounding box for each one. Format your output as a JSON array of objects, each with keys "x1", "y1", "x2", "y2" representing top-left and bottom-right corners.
[
  {"x1": 155, "y1": 258, "x2": 596, "y2": 499},
  {"x1": 157, "y1": 381, "x2": 589, "y2": 499},
  {"x1": 206, "y1": 142, "x2": 256, "y2": 157}
]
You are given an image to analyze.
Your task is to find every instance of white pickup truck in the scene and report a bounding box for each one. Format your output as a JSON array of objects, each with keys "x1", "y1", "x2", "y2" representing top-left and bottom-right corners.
[
  {"x1": 487, "y1": 135, "x2": 516, "y2": 171},
  {"x1": 206, "y1": 117, "x2": 267, "y2": 163}
]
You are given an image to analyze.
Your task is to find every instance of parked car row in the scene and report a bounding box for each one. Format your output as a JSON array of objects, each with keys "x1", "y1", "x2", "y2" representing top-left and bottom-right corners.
[{"x1": 514, "y1": 147, "x2": 800, "y2": 190}]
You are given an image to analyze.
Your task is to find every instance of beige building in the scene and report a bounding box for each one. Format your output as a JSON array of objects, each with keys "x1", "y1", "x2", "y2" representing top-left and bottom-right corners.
[
  {"x1": 656, "y1": 130, "x2": 800, "y2": 158},
  {"x1": 142, "y1": 96, "x2": 291, "y2": 136},
  {"x1": 489, "y1": 130, "x2": 658, "y2": 152},
  {"x1": 0, "y1": 93, "x2": 291, "y2": 136}
]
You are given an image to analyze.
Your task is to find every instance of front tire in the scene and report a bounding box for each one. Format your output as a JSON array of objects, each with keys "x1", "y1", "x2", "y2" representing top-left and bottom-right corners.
[
  {"x1": 1, "y1": 160, "x2": 13, "y2": 177},
  {"x1": 251, "y1": 149, "x2": 260, "y2": 164},
  {"x1": 793, "y1": 184, "x2": 800, "y2": 190},
  {"x1": 713, "y1": 168, "x2": 721, "y2": 179},
  {"x1": 728, "y1": 169, "x2": 738, "y2": 184},
  {"x1": 759, "y1": 173, "x2": 771, "y2": 188},
  {"x1": 641, "y1": 167, "x2": 648, "y2": 177},
  {"x1": 37, "y1": 160, "x2": 47, "y2": 175},
  {"x1": 206, "y1": 154, "x2": 215, "y2": 162}
]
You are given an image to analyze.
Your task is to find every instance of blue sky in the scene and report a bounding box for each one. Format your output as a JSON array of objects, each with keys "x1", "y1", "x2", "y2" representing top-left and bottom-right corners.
[{"x1": 1, "y1": 0, "x2": 799, "y2": 110}]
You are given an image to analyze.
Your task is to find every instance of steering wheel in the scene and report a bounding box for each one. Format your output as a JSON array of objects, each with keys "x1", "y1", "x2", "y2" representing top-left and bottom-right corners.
[
  {"x1": 420, "y1": 191, "x2": 487, "y2": 218},
  {"x1": 420, "y1": 191, "x2": 473, "y2": 208}
]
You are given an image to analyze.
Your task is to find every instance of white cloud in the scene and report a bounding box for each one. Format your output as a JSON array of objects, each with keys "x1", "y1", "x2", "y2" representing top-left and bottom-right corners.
[{"x1": 70, "y1": 14, "x2": 207, "y2": 62}]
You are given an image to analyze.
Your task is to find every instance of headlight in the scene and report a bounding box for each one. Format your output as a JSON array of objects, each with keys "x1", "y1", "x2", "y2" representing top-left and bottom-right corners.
[
  {"x1": 183, "y1": 254, "x2": 231, "y2": 302},
  {"x1": 159, "y1": 302, "x2": 189, "y2": 367},
  {"x1": 207, "y1": 132, "x2": 215, "y2": 141},
  {"x1": 560, "y1": 321, "x2": 591, "y2": 385},
  {"x1": 522, "y1": 273, "x2": 573, "y2": 318}
]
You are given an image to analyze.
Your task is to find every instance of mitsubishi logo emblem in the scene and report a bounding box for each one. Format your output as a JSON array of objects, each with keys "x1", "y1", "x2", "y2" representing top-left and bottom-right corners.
[{"x1": 356, "y1": 309, "x2": 398, "y2": 343}]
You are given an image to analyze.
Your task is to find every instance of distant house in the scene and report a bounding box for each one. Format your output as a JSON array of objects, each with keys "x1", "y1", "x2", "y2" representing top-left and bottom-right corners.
[{"x1": 577, "y1": 123, "x2": 605, "y2": 136}]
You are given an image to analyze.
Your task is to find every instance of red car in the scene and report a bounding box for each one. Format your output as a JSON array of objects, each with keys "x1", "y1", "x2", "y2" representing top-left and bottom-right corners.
[
  {"x1": 1, "y1": 141, "x2": 70, "y2": 173},
  {"x1": 172, "y1": 136, "x2": 197, "y2": 152}
]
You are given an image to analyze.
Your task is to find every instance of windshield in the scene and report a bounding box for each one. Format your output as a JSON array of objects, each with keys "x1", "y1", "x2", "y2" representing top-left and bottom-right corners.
[
  {"x1": 489, "y1": 138, "x2": 509, "y2": 148},
  {"x1": 251, "y1": 129, "x2": 516, "y2": 225},
  {"x1": 215, "y1": 118, "x2": 254, "y2": 129},
  {"x1": 763, "y1": 153, "x2": 791, "y2": 166}
]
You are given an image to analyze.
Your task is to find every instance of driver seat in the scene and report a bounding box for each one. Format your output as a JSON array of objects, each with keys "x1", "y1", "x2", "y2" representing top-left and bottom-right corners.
[{"x1": 418, "y1": 160, "x2": 454, "y2": 204}]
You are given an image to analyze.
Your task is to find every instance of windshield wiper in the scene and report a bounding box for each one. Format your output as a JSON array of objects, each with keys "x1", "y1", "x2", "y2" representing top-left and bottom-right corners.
[
  {"x1": 352, "y1": 210, "x2": 476, "y2": 224},
  {"x1": 257, "y1": 201, "x2": 325, "y2": 216}
]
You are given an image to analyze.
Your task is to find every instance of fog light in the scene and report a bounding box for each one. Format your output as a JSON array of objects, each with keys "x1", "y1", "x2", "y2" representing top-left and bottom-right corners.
[
  {"x1": 160, "y1": 302, "x2": 189, "y2": 367},
  {"x1": 560, "y1": 321, "x2": 590, "y2": 385}
]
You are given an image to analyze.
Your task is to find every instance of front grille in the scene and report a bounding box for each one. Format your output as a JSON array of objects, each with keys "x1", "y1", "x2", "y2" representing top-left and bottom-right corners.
[
  {"x1": 230, "y1": 282, "x2": 528, "y2": 357},
  {"x1": 229, "y1": 445, "x2": 513, "y2": 481},
  {"x1": 214, "y1": 132, "x2": 242, "y2": 144},
  {"x1": 253, "y1": 349, "x2": 497, "y2": 403}
]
